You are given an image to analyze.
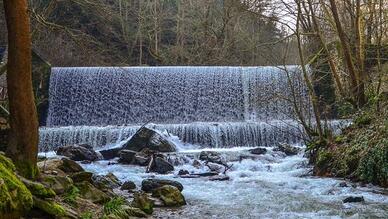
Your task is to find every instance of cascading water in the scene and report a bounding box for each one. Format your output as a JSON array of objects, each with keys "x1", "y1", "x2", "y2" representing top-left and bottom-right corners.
[{"x1": 40, "y1": 66, "x2": 314, "y2": 151}]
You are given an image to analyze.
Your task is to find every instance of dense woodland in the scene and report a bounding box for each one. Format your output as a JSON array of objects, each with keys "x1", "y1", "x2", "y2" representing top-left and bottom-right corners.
[{"x1": 0, "y1": 0, "x2": 387, "y2": 218}]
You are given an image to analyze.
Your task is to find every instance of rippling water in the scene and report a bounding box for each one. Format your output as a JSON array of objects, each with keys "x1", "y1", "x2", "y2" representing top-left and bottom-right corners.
[{"x1": 79, "y1": 146, "x2": 388, "y2": 219}]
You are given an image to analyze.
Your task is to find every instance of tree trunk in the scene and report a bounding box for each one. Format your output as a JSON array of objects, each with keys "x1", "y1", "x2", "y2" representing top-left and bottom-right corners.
[{"x1": 4, "y1": 0, "x2": 39, "y2": 179}]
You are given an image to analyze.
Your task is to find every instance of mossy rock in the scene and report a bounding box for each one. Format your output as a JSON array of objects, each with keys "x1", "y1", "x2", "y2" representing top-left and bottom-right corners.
[
  {"x1": 152, "y1": 185, "x2": 186, "y2": 207},
  {"x1": 40, "y1": 175, "x2": 73, "y2": 195},
  {"x1": 76, "y1": 181, "x2": 110, "y2": 204},
  {"x1": 20, "y1": 178, "x2": 56, "y2": 199},
  {"x1": 0, "y1": 154, "x2": 33, "y2": 217},
  {"x1": 131, "y1": 192, "x2": 153, "y2": 214},
  {"x1": 32, "y1": 196, "x2": 78, "y2": 218}
]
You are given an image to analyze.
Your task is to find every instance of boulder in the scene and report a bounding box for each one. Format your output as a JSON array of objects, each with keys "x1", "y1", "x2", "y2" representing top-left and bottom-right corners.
[
  {"x1": 192, "y1": 159, "x2": 202, "y2": 168},
  {"x1": 57, "y1": 144, "x2": 100, "y2": 161},
  {"x1": 131, "y1": 192, "x2": 154, "y2": 214},
  {"x1": 152, "y1": 185, "x2": 186, "y2": 207},
  {"x1": 149, "y1": 157, "x2": 174, "y2": 174},
  {"x1": 141, "y1": 179, "x2": 183, "y2": 192},
  {"x1": 274, "y1": 143, "x2": 301, "y2": 156},
  {"x1": 38, "y1": 158, "x2": 84, "y2": 176},
  {"x1": 70, "y1": 171, "x2": 93, "y2": 183},
  {"x1": 122, "y1": 127, "x2": 176, "y2": 152},
  {"x1": 118, "y1": 150, "x2": 137, "y2": 164},
  {"x1": 92, "y1": 173, "x2": 121, "y2": 191},
  {"x1": 343, "y1": 196, "x2": 365, "y2": 203},
  {"x1": 76, "y1": 181, "x2": 110, "y2": 204},
  {"x1": 59, "y1": 158, "x2": 85, "y2": 173},
  {"x1": 249, "y1": 147, "x2": 267, "y2": 155},
  {"x1": 99, "y1": 147, "x2": 122, "y2": 160},
  {"x1": 120, "y1": 181, "x2": 136, "y2": 191},
  {"x1": 199, "y1": 151, "x2": 226, "y2": 165}
]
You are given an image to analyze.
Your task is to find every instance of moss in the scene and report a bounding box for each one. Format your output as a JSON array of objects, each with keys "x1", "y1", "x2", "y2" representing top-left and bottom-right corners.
[
  {"x1": 22, "y1": 178, "x2": 56, "y2": 199},
  {"x1": 63, "y1": 185, "x2": 80, "y2": 206},
  {"x1": 0, "y1": 154, "x2": 33, "y2": 215},
  {"x1": 32, "y1": 197, "x2": 66, "y2": 217},
  {"x1": 152, "y1": 185, "x2": 186, "y2": 207},
  {"x1": 13, "y1": 160, "x2": 39, "y2": 180},
  {"x1": 354, "y1": 113, "x2": 372, "y2": 127},
  {"x1": 132, "y1": 192, "x2": 153, "y2": 214},
  {"x1": 80, "y1": 211, "x2": 93, "y2": 219}
]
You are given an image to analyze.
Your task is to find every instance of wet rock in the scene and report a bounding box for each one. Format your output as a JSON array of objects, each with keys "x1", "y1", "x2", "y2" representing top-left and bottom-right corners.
[
  {"x1": 274, "y1": 143, "x2": 301, "y2": 156},
  {"x1": 192, "y1": 159, "x2": 202, "y2": 168},
  {"x1": 338, "y1": 182, "x2": 348, "y2": 187},
  {"x1": 149, "y1": 157, "x2": 174, "y2": 174},
  {"x1": 152, "y1": 185, "x2": 186, "y2": 207},
  {"x1": 343, "y1": 196, "x2": 365, "y2": 203},
  {"x1": 249, "y1": 147, "x2": 267, "y2": 155},
  {"x1": 118, "y1": 150, "x2": 137, "y2": 164},
  {"x1": 121, "y1": 181, "x2": 136, "y2": 191},
  {"x1": 121, "y1": 206, "x2": 148, "y2": 218},
  {"x1": 206, "y1": 162, "x2": 226, "y2": 173},
  {"x1": 57, "y1": 144, "x2": 100, "y2": 161},
  {"x1": 122, "y1": 127, "x2": 177, "y2": 152},
  {"x1": 133, "y1": 148, "x2": 154, "y2": 166},
  {"x1": 209, "y1": 175, "x2": 230, "y2": 181},
  {"x1": 99, "y1": 147, "x2": 122, "y2": 160},
  {"x1": 178, "y1": 169, "x2": 190, "y2": 175},
  {"x1": 191, "y1": 172, "x2": 219, "y2": 177},
  {"x1": 131, "y1": 192, "x2": 154, "y2": 214},
  {"x1": 70, "y1": 171, "x2": 93, "y2": 183},
  {"x1": 76, "y1": 181, "x2": 110, "y2": 204},
  {"x1": 199, "y1": 151, "x2": 226, "y2": 165},
  {"x1": 141, "y1": 179, "x2": 183, "y2": 192},
  {"x1": 92, "y1": 173, "x2": 121, "y2": 191}
]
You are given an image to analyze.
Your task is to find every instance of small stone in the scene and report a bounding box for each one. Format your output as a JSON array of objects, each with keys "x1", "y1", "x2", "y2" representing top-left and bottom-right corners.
[
  {"x1": 199, "y1": 151, "x2": 226, "y2": 165},
  {"x1": 121, "y1": 181, "x2": 136, "y2": 191},
  {"x1": 209, "y1": 175, "x2": 230, "y2": 181},
  {"x1": 338, "y1": 182, "x2": 348, "y2": 187},
  {"x1": 192, "y1": 159, "x2": 202, "y2": 168},
  {"x1": 178, "y1": 169, "x2": 189, "y2": 175},
  {"x1": 343, "y1": 196, "x2": 364, "y2": 203}
]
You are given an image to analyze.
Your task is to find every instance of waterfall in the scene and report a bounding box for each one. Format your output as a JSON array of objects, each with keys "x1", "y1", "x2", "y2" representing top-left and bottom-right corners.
[
  {"x1": 41, "y1": 66, "x2": 319, "y2": 151},
  {"x1": 46, "y1": 66, "x2": 308, "y2": 126}
]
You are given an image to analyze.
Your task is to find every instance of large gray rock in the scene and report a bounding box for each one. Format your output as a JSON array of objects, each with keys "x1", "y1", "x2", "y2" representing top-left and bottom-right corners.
[
  {"x1": 149, "y1": 157, "x2": 174, "y2": 174},
  {"x1": 56, "y1": 144, "x2": 100, "y2": 161},
  {"x1": 141, "y1": 179, "x2": 183, "y2": 192},
  {"x1": 122, "y1": 127, "x2": 177, "y2": 152},
  {"x1": 118, "y1": 150, "x2": 137, "y2": 164},
  {"x1": 99, "y1": 147, "x2": 122, "y2": 160}
]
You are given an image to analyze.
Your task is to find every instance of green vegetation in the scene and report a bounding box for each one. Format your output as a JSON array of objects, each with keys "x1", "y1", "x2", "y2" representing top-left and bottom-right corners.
[
  {"x1": 311, "y1": 100, "x2": 388, "y2": 187},
  {"x1": 103, "y1": 197, "x2": 127, "y2": 218},
  {"x1": 63, "y1": 185, "x2": 80, "y2": 206},
  {"x1": 0, "y1": 153, "x2": 33, "y2": 216}
]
